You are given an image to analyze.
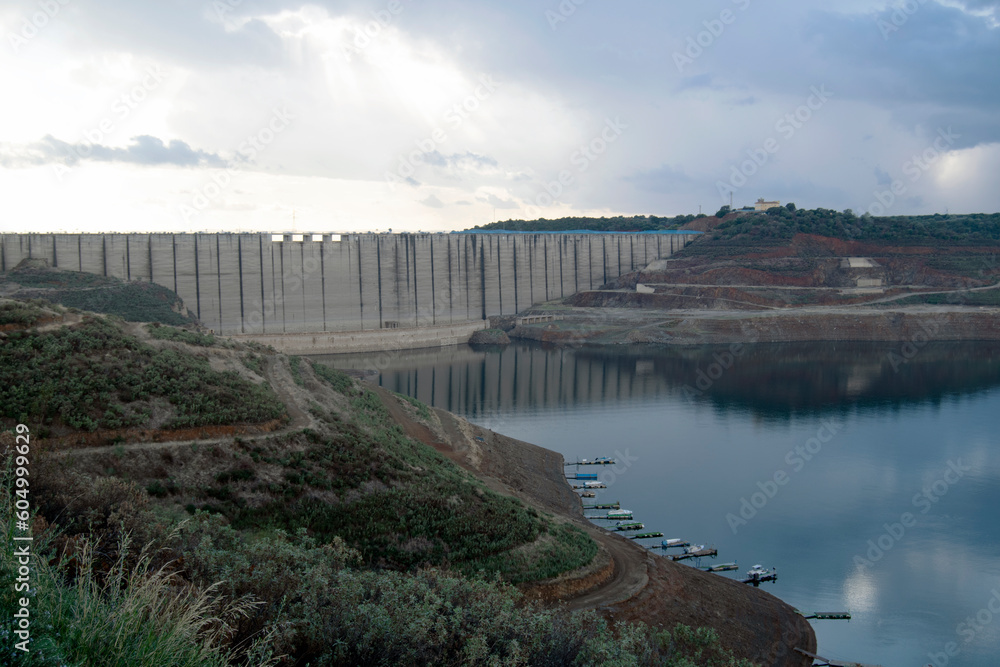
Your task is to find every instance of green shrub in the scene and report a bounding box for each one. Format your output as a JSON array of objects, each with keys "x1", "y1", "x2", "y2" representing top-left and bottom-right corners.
[
  {"x1": 0, "y1": 300, "x2": 50, "y2": 326},
  {"x1": 397, "y1": 391, "x2": 431, "y2": 419},
  {"x1": 288, "y1": 356, "x2": 304, "y2": 386},
  {"x1": 0, "y1": 317, "x2": 285, "y2": 431},
  {"x1": 309, "y1": 362, "x2": 355, "y2": 395},
  {"x1": 148, "y1": 324, "x2": 216, "y2": 347},
  {"x1": 241, "y1": 353, "x2": 264, "y2": 375},
  {"x1": 0, "y1": 458, "x2": 272, "y2": 667},
  {"x1": 215, "y1": 468, "x2": 254, "y2": 484}
]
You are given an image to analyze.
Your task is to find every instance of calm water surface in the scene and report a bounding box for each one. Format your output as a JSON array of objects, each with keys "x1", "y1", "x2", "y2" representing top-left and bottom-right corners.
[{"x1": 313, "y1": 341, "x2": 1000, "y2": 666}]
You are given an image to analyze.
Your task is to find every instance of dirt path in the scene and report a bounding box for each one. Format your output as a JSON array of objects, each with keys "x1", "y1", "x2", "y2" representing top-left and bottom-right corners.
[
  {"x1": 558, "y1": 530, "x2": 651, "y2": 611},
  {"x1": 31, "y1": 312, "x2": 83, "y2": 331},
  {"x1": 52, "y1": 356, "x2": 314, "y2": 457},
  {"x1": 848, "y1": 280, "x2": 1000, "y2": 305}
]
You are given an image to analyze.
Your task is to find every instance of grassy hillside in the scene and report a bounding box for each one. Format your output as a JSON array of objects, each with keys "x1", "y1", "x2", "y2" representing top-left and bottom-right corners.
[
  {"x1": 0, "y1": 309, "x2": 730, "y2": 665},
  {"x1": 178, "y1": 370, "x2": 597, "y2": 582},
  {"x1": 0, "y1": 307, "x2": 761, "y2": 665},
  {"x1": 0, "y1": 316, "x2": 284, "y2": 434},
  {"x1": 1, "y1": 264, "x2": 195, "y2": 325}
]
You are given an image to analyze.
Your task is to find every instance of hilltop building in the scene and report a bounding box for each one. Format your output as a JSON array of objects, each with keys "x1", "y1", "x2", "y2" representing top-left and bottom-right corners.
[{"x1": 754, "y1": 198, "x2": 781, "y2": 211}]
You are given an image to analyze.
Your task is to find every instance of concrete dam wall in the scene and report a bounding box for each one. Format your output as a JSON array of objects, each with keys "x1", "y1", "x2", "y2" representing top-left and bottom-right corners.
[{"x1": 0, "y1": 232, "x2": 699, "y2": 335}]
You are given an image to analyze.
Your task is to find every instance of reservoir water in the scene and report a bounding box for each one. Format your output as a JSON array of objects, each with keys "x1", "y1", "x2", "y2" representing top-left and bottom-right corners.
[{"x1": 313, "y1": 341, "x2": 1000, "y2": 666}]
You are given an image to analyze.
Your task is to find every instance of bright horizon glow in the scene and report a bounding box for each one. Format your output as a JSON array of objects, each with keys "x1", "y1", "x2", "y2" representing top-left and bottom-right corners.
[{"x1": 1, "y1": 1, "x2": 998, "y2": 233}]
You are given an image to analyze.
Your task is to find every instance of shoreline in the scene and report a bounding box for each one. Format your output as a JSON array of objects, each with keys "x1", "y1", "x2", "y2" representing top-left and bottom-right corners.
[
  {"x1": 508, "y1": 304, "x2": 1000, "y2": 346},
  {"x1": 373, "y1": 384, "x2": 816, "y2": 665}
]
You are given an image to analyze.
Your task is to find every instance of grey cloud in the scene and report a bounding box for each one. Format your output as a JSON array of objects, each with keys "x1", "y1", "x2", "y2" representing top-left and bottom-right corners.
[
  {"x1": 0, "y1": 135, "x2": 226, "y2": 168},
  {"x1": 626, "y1": 164, "x2": 695, "y2": 194},
  {"x1": 423, "y1": 151, "x2": 499, "y2": 171},
  {"x1": 477, "y1": 193, "x2": 518, "y2": 209},
  {"x1": 955, "y1": 0, "x2": 1000, "y2": 11},
  {"x1": 420, "y1": 194, "x2": 445, "y2": 208},
  {"x1": 60, "y1": 0, "x2": 284, "y2": 68}
]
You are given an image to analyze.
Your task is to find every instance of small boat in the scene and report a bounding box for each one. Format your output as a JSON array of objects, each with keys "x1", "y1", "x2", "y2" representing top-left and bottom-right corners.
[
  {"x1": 746, "y1": 564, "x2": 773, "y2": 578},
  {"x1": 661, "y1": 538, "x2": 689, "y2": 549},
  {"x1": 583, "y1": 481, "x2": 606, "y2": 488},
  {"x1": 606, "y1": 509, "x2": 632, "y2": 520},
  {"x1": 741, "y1": 564, "x2": 778, "y2": 585},
  {"x1": 685, "y1": 544, "x2": 706, "y2": 554}
]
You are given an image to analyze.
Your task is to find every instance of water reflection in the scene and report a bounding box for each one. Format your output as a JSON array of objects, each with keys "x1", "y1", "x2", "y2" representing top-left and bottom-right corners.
[
  {"x1": 311, "y1": 340, "x2": 1000, "y2": 665},
  {"x1": 314, "y1": 341, "x2": 1000, "y2": 419}
]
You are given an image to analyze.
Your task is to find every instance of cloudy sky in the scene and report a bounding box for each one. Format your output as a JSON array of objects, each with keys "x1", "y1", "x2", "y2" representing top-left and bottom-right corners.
[{"x1": 1, "y1": 0, "x2": 998, "y2": 233}]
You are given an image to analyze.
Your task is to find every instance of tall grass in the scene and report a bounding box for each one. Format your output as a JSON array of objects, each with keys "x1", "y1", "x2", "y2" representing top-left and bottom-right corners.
[
  {"x1": 0, "y1": 453, "x2": 272, "y2": 666},
  {"x1": 44, "y1": 537, "x2": 263, "y2": 667}
]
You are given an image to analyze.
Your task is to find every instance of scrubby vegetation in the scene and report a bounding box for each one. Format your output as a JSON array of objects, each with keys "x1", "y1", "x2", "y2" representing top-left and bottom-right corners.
[
  {"x1": 3, "y1": 266, "x2": 195, "y2": 325},
  {"x1": 33, "y1": 283, "x2": 193, "y2": 326},
  {"x1": 0, "y1": 300, "x2": 54, "y2": 327},
  {"x1": 1, "y1": 308, "x2": 761, "y2": 664},
  {"x1": 3, "y1": 453, "x2": 755, "y2": 666},
  {"x1": 472, "y1": 214, "x2": 696, "y2": 232},
  {"x1": 693, "y1": 209, "x2": 1000, "y2": 249},
  {"x1": 148, "y1": 323, "x2": 217, "y2": 347},
  {"x1": 309, "y1": 363, "x2": 353, "y2": 394},
  {"x1": 0, "y1": 316, "x2": 284, "y2": 432},
  {"x1": 288, "y1": 356, "x2": 305, "y2": 386},
  {"x1": 473, "y1": 210, "x2": 1000, "y2": 248},
  {"x1": 190, "y1": 375, "x2": 595, "y2": 582},
  {"x1": 395, "y1": 390, "x2": 431, "y2": 419}
]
